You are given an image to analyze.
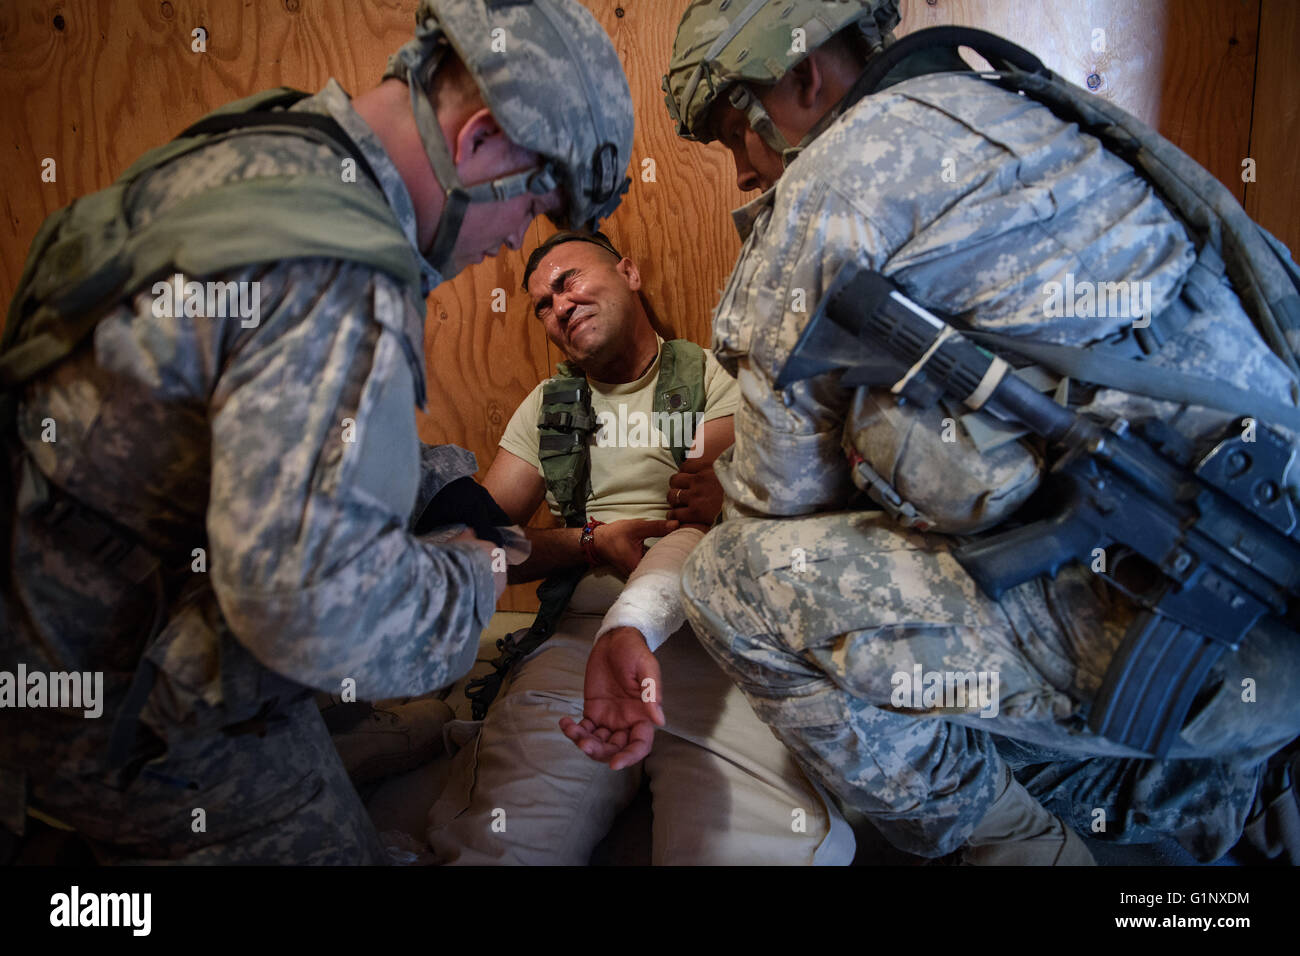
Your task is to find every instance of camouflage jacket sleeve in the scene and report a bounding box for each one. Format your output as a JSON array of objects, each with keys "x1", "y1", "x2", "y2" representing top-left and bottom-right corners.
[
  {"x1": 207, "y1": 260, "x2": 495, "y2": 700},
  {"x1": 710, "y1": 179, "x2": 882, "y2": 518}
]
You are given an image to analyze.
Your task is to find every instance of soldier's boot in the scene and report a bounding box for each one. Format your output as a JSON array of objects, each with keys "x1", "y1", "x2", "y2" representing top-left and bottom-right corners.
[
  {"x1": 332, "y1": 697, "x2": 455, "y2": 787},
  {"x1": 960, "y1": 764, "x2": 1096, "y2": 865}
]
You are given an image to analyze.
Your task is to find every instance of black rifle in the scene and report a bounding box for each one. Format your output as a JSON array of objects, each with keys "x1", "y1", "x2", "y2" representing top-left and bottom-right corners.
[{"x1": 777, "y1": 264, "x2": 1300, "y2": 757}]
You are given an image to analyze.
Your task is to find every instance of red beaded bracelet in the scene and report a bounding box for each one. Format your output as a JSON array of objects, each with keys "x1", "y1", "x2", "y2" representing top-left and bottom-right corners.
[{"x1": 580, "y1": 518, "x2": 604, "y2": 566}]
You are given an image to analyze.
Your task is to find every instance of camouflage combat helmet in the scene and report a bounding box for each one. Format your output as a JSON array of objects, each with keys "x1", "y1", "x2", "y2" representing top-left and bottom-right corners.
[
  {"x1": 664, "y1": 0, "x2": 899, "y2": 161},
  {"x1": 384, "y1": 0, "x2": 634, "y2": 278}
]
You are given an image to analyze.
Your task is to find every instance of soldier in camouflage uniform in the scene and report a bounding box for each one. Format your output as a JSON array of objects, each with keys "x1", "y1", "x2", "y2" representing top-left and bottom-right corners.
[
  {"x1": 0, "y1": 0, "x2": 633, "y2": 863},
  {"x1": 663, "y1": 0, "x2": 1300, "y2": 863}
]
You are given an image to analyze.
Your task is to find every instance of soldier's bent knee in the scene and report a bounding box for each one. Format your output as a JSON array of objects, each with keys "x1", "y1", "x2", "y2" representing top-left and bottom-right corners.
[{"x1": 680, "y1": 525, "x2": 728, "y2": 620}]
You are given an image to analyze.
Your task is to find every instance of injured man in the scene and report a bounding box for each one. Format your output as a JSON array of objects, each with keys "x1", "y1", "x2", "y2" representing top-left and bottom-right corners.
[{"x1": 426, "y1": 230, "x2": 854, "y2": 864}]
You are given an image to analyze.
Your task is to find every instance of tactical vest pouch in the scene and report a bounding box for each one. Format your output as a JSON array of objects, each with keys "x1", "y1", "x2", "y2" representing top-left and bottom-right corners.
[
  {"x1": 536, "y1": 340, "x2": 708, "y2": 521},
  {"x1": 538, "y1": 373, "x2": 597, "y2": 528},
  {"x1": 654, "y1": 339, "x2": 707, "y2": 467},
  {"x1": 138, "y1": 593, "x2": 310, "y2": 743},
  {"x1": 846, "y1": 388, "x2": 1042, "y2": 535},
  {"x1": 0, "y1": 185, "x2": 133, "y2": 391}
]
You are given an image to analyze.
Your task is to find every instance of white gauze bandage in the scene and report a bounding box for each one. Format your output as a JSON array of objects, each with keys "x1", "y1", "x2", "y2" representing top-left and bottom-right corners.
[{"x1": 595, "y1": 526, "x2": 705, "y2": 652}]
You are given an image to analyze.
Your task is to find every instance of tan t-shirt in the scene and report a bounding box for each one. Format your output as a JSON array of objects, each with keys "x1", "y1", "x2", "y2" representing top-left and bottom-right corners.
[{"x1": 499, "y1": 337, "x2": 738, "y2": 525}]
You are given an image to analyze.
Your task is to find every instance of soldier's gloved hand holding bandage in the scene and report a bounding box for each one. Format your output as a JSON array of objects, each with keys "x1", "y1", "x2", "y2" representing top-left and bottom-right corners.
[
  {"x1": 412, "y1": 474, "x2": 522, "y2": 548},
  {"x1": 413, "y1": 476, "x2": 529, "y2": 602},
  {"x1": 846, "y1": 388, "x2": 1042, "y2": 535}
]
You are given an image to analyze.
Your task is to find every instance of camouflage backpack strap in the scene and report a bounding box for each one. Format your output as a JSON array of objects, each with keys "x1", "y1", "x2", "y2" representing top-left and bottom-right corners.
[
  {"x1": 537, "y1": 361, "x2": 597, "y2": 527},
  {"x1": 999, "y1": 50, "x2": 1300, "y2": 379},
  {"x1": 850, "y1": 27, "x2": 1300, "y2": 416},
  {"x1": 654, "y1": 339, "x2": 708, "y2": 466}
]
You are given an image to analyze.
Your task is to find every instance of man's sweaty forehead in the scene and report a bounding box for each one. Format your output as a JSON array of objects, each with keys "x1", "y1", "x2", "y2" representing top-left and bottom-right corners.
[
  {"x1": 530, "y1": 265, "x2": 580, "y2": 318},
  {"x1": 528, "y1": 240, "x2": 620, "y2": 299}
]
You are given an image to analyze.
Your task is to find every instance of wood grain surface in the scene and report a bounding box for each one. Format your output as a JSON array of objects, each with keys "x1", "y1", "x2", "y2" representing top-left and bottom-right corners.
[
  {"x1": 1, "y1": 0, "x2": 1294, "y2": 614},
  {"x1": 1244, "y1": 0, "x2": 1300, "y2": 254}
]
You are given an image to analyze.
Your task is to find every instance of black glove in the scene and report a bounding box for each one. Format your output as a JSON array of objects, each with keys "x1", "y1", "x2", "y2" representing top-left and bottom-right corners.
[{"x1": 412, "y1": 476, "x2": 513, "y2": 546}]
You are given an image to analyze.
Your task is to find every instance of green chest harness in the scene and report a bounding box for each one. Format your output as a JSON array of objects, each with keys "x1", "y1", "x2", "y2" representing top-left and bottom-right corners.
[{"x1": 538, "y1": 339, "x2": 707, "y2": 524}]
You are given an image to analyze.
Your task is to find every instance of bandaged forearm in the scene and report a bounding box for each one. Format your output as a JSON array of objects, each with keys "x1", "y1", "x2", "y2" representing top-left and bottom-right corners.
[{"x1": 595, "y1": 526, "x2": 705, "y2": 652}]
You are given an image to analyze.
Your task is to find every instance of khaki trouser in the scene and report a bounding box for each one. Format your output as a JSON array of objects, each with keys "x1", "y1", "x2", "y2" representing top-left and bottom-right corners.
[{"x1": 427, "y1": 608, "x2": 854, "y2": 865}]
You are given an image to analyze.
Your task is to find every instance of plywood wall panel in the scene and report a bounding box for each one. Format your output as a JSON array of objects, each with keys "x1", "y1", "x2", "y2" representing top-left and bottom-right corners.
[
  {"x1": 0, "y1": 1, "x2": 416, "y2": 306},
  {"x1": 1244, "y1": 0, "x2": 1300, "y2": 254}
]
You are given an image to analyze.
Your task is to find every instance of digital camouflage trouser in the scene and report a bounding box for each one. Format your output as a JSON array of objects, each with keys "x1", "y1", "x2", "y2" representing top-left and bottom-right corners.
[
  {"x1": 18, "y1": 697, "x2": 388, "y2": 864},
  {"x1": 681, "y1": 510, "x2": 1300, "y2": 861}
]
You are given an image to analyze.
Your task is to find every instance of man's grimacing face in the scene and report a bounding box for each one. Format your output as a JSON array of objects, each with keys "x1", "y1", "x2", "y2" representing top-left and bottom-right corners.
[{"x1": 527, "y1": 240, "x2": 643, "y2": 372}]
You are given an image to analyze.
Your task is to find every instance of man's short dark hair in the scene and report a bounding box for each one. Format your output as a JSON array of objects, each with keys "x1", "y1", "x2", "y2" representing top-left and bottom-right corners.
[{"x1": 522, "y1": 230, "x2": 622, "y2": 290}]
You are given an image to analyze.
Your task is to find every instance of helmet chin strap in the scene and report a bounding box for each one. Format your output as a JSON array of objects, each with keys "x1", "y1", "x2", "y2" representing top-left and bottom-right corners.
[
  {"x1": 732, "y1": 80, "x2": 855, "y2": 171},
  {"x1": 733, "y1": 76, "x2": 877, "y2": 171},
  {"x1": 398, "y1": 46, "x2": 558, "y2": 278},
  {"x1": 727, "y1": 83, "x2": 795, "y2": 164}
]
